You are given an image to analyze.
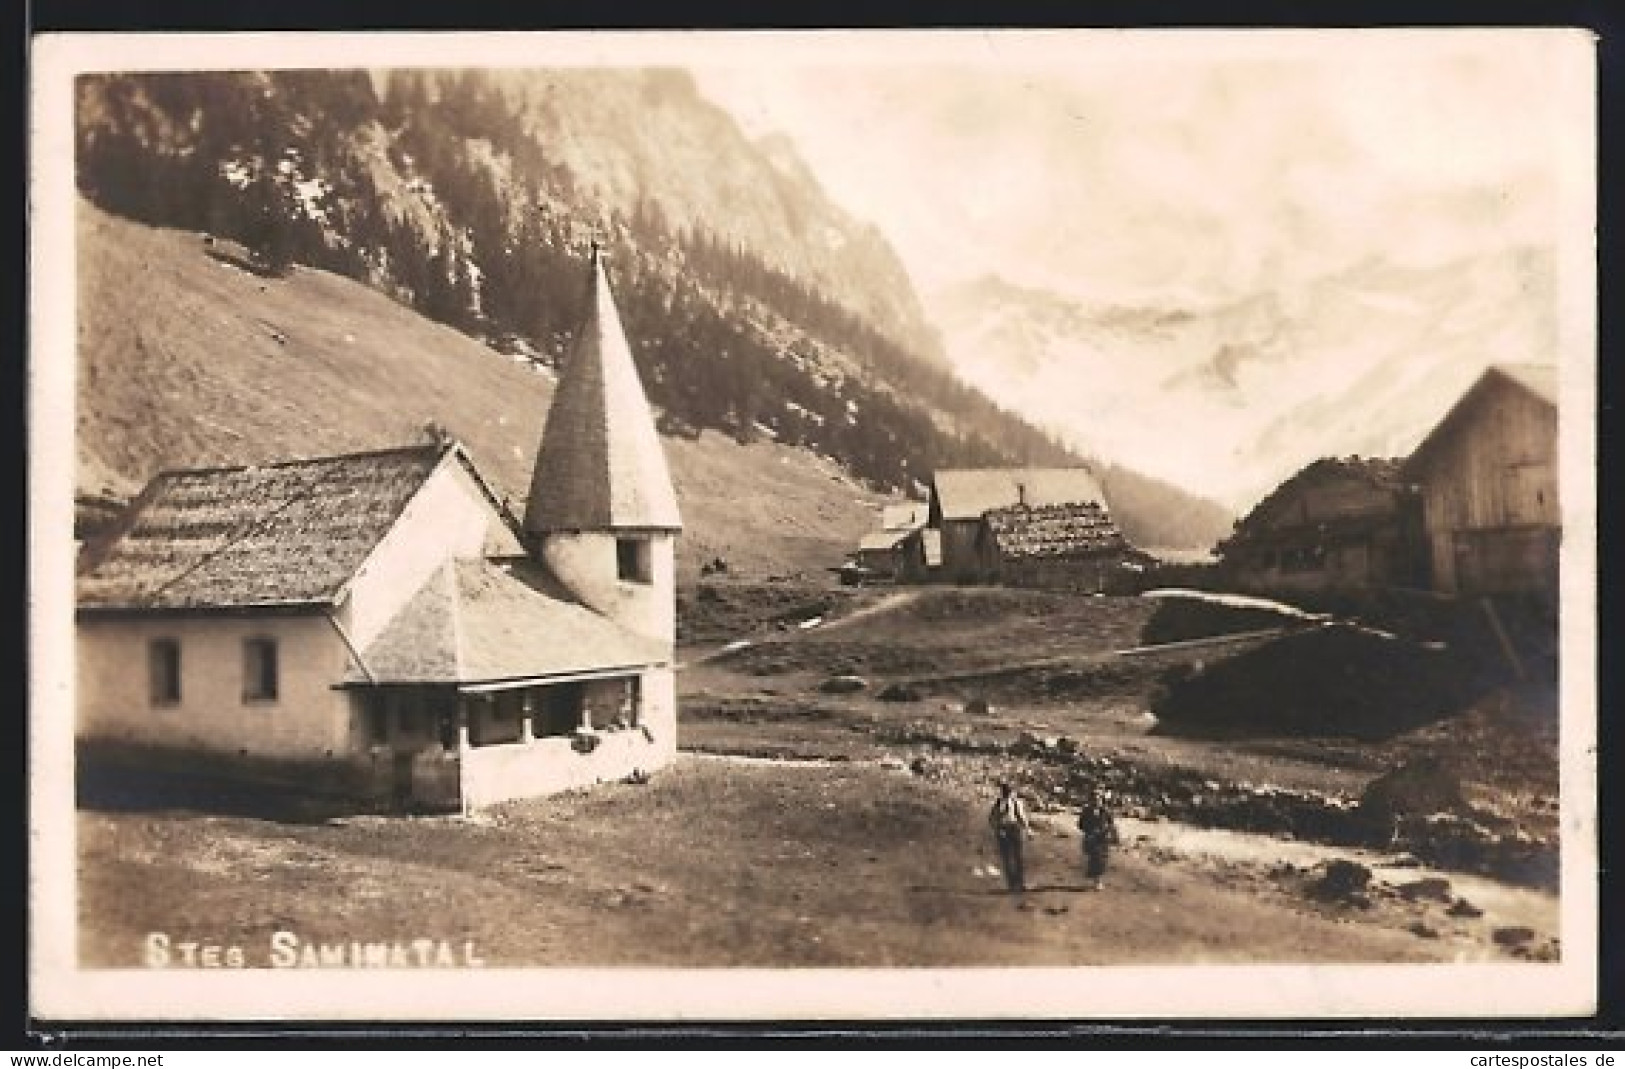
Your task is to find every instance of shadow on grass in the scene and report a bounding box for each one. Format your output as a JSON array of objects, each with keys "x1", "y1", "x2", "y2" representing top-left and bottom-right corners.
[{"x1": 76, "y1": 757, "x2": 378, "y2": 826}]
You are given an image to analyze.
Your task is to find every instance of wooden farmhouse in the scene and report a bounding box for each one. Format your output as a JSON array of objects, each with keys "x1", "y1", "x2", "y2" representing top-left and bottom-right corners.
[
  {"x1": 1402, "y1": 364, "x2": 1559, "y2": 599},
  {"x1": 76, "y1": 251, "x2": 683, "y2": 812},
  {"x1": 924, "y1": 468, "x2": 1131, "y2": 587},
  {"x1": 852, "y1": 502, "x2": 927, "y2": 581},
  {"x1": 1216, "y1": 457, "x2": 1427, "y2": 595}
]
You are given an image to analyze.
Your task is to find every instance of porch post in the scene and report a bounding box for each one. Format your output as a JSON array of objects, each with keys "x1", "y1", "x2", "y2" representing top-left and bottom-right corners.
[
  {"x1": 621, "y1": 678, "x2": 638, "y2": 727},
  {"x1": 456, "y1": 695, "x2": 471, "y2": 818},
  {"x1": 520, "y1": 691, "x2": 536, "y2": 744},
  {"x1": 457, "y1": 698, "x2": 473, "y2": 751}
]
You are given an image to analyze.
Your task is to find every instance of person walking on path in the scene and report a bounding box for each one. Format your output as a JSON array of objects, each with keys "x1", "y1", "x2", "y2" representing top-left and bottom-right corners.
[
  {"x1": 1077, "y1": 786, "x2": 1120, "y2": 891},
  {"x1": 988, "y1": 781, "x2": 1033, "y2": 893}
]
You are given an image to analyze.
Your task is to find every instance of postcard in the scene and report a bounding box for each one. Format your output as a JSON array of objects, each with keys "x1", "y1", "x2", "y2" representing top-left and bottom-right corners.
[{"x1": 30, "y1": 27, "x2": 1597, "y2": 1023}]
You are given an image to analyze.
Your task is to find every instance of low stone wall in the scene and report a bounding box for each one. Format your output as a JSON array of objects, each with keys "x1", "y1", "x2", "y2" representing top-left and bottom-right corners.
[{"x1": 460, "y1": 726, "x2": 674, "y2": 809}]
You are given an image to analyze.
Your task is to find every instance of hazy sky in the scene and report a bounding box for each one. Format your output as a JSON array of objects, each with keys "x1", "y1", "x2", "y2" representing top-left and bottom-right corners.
[{"x1": 691, "y1": 31, "x2": 1589, "y2": 304}]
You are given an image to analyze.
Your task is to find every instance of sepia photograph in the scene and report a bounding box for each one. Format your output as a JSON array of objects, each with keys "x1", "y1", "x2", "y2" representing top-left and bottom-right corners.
[{"x1": 29, "y1": 28, "x2": 1597, "y2": 1022}]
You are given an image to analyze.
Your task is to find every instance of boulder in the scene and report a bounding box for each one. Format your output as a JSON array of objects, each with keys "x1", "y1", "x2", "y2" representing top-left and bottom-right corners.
[
  {"x1": 877, "y1": 683, "x2": 923, "y2": 703},
  {"x1": 964, "y1": 696, "x2": 994, "y2": 717},
  {"x1": 819, "y1": 675, "x2": 868, "y2": 695},
  {"x1": 1360, "y1": 757, "x2": 1469, "y2": 824},
  {"x1": 1396, "y1": 877, "x2": 1454, "y2": 902},
  {"x1": 1311, "y1": 859, "x2": 1373, "y2": 902}
]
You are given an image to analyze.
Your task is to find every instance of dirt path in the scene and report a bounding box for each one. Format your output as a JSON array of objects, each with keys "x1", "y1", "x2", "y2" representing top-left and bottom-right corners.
[
  {"x1": 79, "y1": 756, "x2": 1533, "y2": 969},
  {"x1": 680, "y1": 587, "x2": 923, "y2": 668},
  {"x1": 810, "y1": 587, "x2": 925, "y2": 633}
]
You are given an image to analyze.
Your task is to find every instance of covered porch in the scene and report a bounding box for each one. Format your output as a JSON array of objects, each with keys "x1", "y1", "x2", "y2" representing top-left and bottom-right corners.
[
  {"x1": 341, "y1": 557, "x2": 677, "y2": 812},
  {"x1": 356, "y1": 666, "x2": 675, "y2": 812}
]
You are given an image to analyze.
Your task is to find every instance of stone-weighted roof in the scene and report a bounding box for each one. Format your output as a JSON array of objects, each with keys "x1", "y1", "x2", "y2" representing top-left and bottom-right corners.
[{"x1": 983, "y1": 501, "x2": 1128, "y2": 561}]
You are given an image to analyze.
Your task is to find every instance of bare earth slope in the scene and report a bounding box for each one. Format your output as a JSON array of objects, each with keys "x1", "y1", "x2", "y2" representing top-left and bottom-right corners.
[{"x1": 73, "y1": 201, "x2": 885, "y2": 577}]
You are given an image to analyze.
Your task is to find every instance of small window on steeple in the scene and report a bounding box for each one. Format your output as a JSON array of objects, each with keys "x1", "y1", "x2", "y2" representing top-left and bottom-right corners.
[{"x1": 617, "y1": 537, "x2": 652, "y2": 584}]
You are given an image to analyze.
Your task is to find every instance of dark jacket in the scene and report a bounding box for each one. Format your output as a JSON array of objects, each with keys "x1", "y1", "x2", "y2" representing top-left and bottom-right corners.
[{"x1": 1077, "y1": 800, "x2": 1119, "y2": 852}]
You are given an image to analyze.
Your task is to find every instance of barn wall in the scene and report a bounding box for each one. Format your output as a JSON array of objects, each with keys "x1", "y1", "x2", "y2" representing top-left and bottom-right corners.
[
  {"x1": 897, "y1": 534, "x2": 925, "y2": 583},
  {"x1": 939, "y1": 520, "x2": 986, "y2": 583},
  {"x1": 1416, "y1": 380, "x2": 1558, "y2": 594},
  {"x1": 1233, "y1": 549, "x2": 1357, "y2": 594},
  {"x1": 856, "y1": 546, "x2": 901, "y2": 576},
  {"x1": 1001, "y1": 557, "x2": 1115, "y2": 594},
  {"x1": 77, "y1": 612, "x2": 356, "y2": 761},
  {"x1": 1226, "y1": 471, "x2": 1428, "y2": 594}
]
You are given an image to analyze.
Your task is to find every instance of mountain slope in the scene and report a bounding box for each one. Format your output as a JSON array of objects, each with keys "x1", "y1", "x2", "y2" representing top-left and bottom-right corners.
[
  {"x1": 73, "y1": 69, "x2": 1232, "y2": 552},
  {"x1": 73, "y1": 68, "x2": 1078, "y2": 498},
  {"x1": 74, "y1": 201, "x2": 888, "y2": 578},
  {"x1": 473, "y1": 68, "x2": 944, "y2": 363}
]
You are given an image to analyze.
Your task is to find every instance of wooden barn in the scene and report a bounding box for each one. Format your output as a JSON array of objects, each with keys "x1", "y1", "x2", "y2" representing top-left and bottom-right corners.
[
  {"x1": 1216, "y1": 457, "x2": 1428, "y2": 595},
  {"x1": 898, "y1": 527, "x2": 943, "y2": 583},
  {"x1": 1402, "y1": 364, "x2": 1559, "y2": 599},
  {"x1": 975, "y1": 501, "x2": 1144, "y2": 593},
  {"x1": 926, "y1": 468, "x2": 1111, "y2": 584},
  {"x1": 76, "y1": 250, "x2": 684, "y2": 812}
]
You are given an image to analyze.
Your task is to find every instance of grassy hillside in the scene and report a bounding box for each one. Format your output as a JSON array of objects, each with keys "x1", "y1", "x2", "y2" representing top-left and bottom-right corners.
[{"x1": 74, "y1": 200, "x2": 887, "y2": 578}]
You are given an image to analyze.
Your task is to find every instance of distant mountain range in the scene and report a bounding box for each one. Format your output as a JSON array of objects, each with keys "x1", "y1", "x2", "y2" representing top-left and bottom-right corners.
[{"x1": 930, "y1": 244, "x2": 1558, "y2": 510}]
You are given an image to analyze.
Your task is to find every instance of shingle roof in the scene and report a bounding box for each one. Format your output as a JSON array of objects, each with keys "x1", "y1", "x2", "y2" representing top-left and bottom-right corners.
[
  {"x1": 76, "y1": 443, "x2": 472, "y2": 611},
  {"x1": 346, "y1": 558, "x2": 668, "y2": 685},
  {"x1": 932, "y1": 468, "x2": 1106, "y2": 522},
  {"x1": 523, "y1": 252, "x2": 682, "y2": 533},
  {"x1": 984, "y1": 502, "x2": 1128, "y2": 561}
]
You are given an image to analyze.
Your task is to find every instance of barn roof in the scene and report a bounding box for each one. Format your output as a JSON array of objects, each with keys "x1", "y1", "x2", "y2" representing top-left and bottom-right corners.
[
  {"x1": 880, "y1": 502, "x2": 928, "y2": 531},
  {"x1": 858, "y1": 529, "x2": 910, "y2": 552},
  {"x1": 983, "y1": 502, "x2": 1128, "y2": 561},
  {"x1": 931, "y1": 468, "x2": 1106, "y2": 522},
  {"x1": 75, "y1": 442, "x2": 516, "y2": 612},
  {"x1": 1403, "y1": 363, "x2": 1559, "y2": 477},
  {"x1": 1222, "y1": 455, "x2": 1412, "y2": 551},
  {"x1": 523, "y1": 249, "x2": 682, "y2": 534},
  {"x1": 1494, "y1": 363, "x2": 1558, "y2": 406},
  {"x1": 346, "y1": 558, "x2": 667, "y2": 685}
]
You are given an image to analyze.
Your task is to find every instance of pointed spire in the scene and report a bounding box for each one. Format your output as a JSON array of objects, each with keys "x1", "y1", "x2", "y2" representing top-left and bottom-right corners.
[{"x1": 523, "y1": 248, "x2": 682, "y2": 534}]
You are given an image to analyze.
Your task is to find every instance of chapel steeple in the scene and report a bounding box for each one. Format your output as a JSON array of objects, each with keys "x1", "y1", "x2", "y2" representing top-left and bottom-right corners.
[
  {"x1": 523, "y1": 245, "x2": 681, "y2": 647},
  {"x1": 523, "y1": 243, "x2": 682, "y2": 537}
]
